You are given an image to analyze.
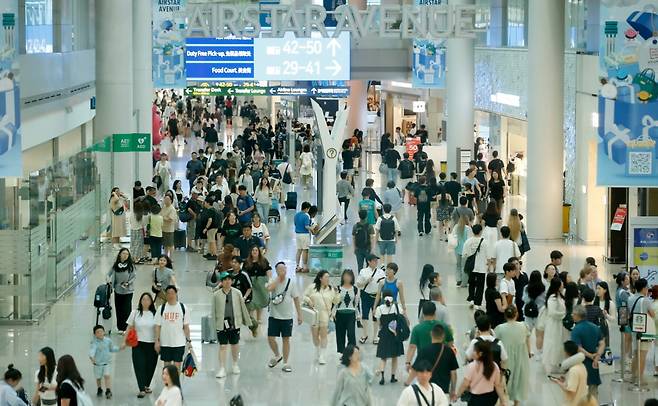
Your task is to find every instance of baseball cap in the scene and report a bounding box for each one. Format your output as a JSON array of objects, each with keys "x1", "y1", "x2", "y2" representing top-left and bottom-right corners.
[
  {"x1": 219, "y1": 272, "x2": 232, "y2": 281},
  {"x1": 366, "y1": 254, "x2": 380, "y2": 262}
]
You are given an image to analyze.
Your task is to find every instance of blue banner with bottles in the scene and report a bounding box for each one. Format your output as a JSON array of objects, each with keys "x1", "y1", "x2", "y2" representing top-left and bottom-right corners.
[
  {"x1": 598, "y1": 2, "x2": 658, "y2": 186},
  {"x1": 412, "y1": 0, "x2": 446, "y2": 88},
  {"x1": 152, "y1": 0, "x2": 187, "y2": 89}
]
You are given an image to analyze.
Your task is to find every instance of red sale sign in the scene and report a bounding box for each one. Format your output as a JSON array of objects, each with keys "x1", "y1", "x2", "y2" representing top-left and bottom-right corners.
[
  {"x1": 405, "y1": 137, "x2": 421, "y2": 159},
  {"x1": 610, "y1": 206, "x2": 627, "y2": 231}
]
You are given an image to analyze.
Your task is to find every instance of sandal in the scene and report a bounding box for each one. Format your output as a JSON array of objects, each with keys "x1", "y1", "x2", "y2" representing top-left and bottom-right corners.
[
  {"x1": 137, "y1": 392, "x2": 146, "y2": 399},
  {"x1": 144, "y1": 387, "x2": 152, "y2": 394},
  {"x1": 268, "y1": 355, "x2": 283, "y2": 368},
  {"x1": 373, "y1": 337, "x2": 380, "y2": 345},
  {"x1": 358, "y1": 336, "x2": 368, "y2": 344}
]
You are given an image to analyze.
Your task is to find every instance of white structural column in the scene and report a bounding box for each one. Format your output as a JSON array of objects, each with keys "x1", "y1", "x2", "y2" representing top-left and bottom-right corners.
[
  {"x1": 446, "y1": 0, "x2": 475, "y2": 172},
  {"x1": 94, "y1": 0, "x2": 134, "y2": 194},
  {"x1": 133, "y1": 0, "x2": 154, "y2": 187},
  {"x1": 346, "y1": 0, "x2": 368, "y2": 137},
  {"x1": 526, "y1": 0, "x2": 564, "y2": 240}
]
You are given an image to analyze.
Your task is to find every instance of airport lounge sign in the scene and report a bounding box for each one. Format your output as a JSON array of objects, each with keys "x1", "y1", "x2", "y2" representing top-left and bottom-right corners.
[{"x1": 183, "y1": 3, "x2": 480, "y2": 39}]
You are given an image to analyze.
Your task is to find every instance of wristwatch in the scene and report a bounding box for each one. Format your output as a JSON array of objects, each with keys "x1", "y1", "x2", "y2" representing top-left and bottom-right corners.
[{"x1": 186, "y1": 338, "x2": 192, "y2": 343}]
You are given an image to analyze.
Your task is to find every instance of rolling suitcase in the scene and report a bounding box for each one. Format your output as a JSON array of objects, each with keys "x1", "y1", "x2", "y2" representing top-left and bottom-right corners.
[
  {"x1": 268, "y1": 198, "x2": 280, "y2": 223},
  {"x1": 285, "y1": 192, "x2": 297, "y2": 210},
  {"x1": 174, "y1": 229, "x2": 187, "y2": 249},
  {"x1": 201, "y1": 315, "x2": 217, "y2": 343}
]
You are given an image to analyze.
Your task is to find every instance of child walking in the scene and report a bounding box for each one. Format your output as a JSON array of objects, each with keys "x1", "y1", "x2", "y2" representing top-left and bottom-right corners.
[{"x1": 89, "y1": 325, "x2": 124, "y2": 399}]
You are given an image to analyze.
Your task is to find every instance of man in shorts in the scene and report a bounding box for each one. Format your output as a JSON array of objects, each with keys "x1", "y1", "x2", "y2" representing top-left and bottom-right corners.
[
  {"x1": 294, "y1": 202, "x2": 312, "y2": 272},
  {"x1": 355, "y1": 254, "x2": 386, "y2": 344},
  {"x1": 155, "y1": 286, "x2": 191, "y2": 368},
  {"x1": 266, "y1": 262, "x2": 303, "y2": 372}
]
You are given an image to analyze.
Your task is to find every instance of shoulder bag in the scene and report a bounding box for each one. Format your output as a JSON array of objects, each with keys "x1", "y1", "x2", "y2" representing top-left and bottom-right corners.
[{"x1": 463, "y1": 238, "x2": 484, "y2": 275}]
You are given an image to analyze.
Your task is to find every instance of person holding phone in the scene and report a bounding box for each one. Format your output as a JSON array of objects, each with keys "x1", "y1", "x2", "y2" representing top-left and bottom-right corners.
[{"x1": 550, "y1": 340, "x2": 587, "y2": 406}]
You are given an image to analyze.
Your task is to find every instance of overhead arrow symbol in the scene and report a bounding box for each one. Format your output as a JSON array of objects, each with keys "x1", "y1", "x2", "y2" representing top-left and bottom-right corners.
[
  {"x1": 311, "y1": 88, "x2": 317, "y2": 94},
  {"x1": 327, "y1": 38, "x2": 341, "y2": 58},
  {"x1": 269, "y1": 87, "x2": 277, "y2": 95},
  {"x1": 228, "y1": 88, "x2": 235, "y2": 95},
  {"x1": 325, "y1": 60, "x2": 342, "y2": 77}
]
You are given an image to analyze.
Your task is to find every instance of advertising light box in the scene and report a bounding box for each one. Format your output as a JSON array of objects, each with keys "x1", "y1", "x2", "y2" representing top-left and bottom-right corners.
[{"x1": 185, "y1": 32, "x2": 350, "y2": 82}]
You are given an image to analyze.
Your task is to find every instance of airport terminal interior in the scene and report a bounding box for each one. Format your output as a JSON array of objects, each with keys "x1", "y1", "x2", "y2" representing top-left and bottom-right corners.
[{"x1": 2, "y1": 0, "x2": 658, "y2": 405}]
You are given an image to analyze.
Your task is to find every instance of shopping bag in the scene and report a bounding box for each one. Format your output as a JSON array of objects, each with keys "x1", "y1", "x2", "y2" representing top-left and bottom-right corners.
[{"x1": 181, "y1": 349, "x2": 198, "y2": 377}]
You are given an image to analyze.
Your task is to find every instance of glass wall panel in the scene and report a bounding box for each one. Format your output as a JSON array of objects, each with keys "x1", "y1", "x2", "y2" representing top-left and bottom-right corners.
[{"x1": 25, "y1": 0, "x2": 53, "y2": 53}]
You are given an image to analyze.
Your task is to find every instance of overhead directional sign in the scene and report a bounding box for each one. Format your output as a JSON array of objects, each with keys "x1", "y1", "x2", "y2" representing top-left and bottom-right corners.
[
  {"x1": 185, "y1": 85, "x2": 350, "y2": 98},
  {"x1": 185, "y1": 32, "x2": 350, "y2": 81}
]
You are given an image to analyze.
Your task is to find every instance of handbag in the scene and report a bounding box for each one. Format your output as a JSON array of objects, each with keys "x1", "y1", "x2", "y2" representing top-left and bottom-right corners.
[
  {"x1": 519, "y1": 230, "x2": 531, "y2": 254},
  {"x1": 301, "y1": 305, "x2": 318, "y2": 325},
  {"x1": 151, "y1": 269, "x2": 162, "y2": 294},
  {"x1": 379, "y1": 162, "x2": 387, "y2": 174},
  {"x1": 125, "y1": 327, "x2": 139, "y2": 347},
  {"x1": 112, "y1": 206, "x2": 125, "y2": 216},
  {"x1": 633, "y1": 68, "x2": 658, "y2": 100},
  {"x1": 447, "y1": 232, "x2": 458, "y2": 249},
  {"x1": 181, "y1": 349, "x2": 198, "y2": 377}
]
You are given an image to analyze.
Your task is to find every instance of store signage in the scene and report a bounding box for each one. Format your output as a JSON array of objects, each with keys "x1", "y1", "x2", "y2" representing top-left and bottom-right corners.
[
  {"x1": 186, "y1": 4, "x2": 480, "y2": 39},
  {"x1": 610, "y1": 205, "x2": 627, "y2": 231},
  {"x1": 185, "y1": 32, "x2": 350, "y2": 81},
  {"x1": 112, "y1": 133, "x2": 151, "y2": 153},
  {"x1": 405, "y1": 137, "x2": 421, "y2": 159},
  {"x1": 185, "y1": 85, "x2": 350, "y2": 98},
  {"x1": 412, "y1": 101, "x2": 426, "y2": 113}
]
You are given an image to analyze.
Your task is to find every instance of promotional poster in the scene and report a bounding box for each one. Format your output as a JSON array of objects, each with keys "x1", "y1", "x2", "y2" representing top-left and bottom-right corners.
[
  {"x1": 633, "y1": 227, "x2": 658, "y2": 285},
  {"x1": 0, "y1": 1, "x2": 21, "y2": 178},
  {"x1": 412, "y1": 0, "x2": 446, "y2": 88},
  {"x1": 598, "y1": 1, "x2": 658, "y2": 186},
  {"x1": 152, "y1": 0, "x2": 187, "y2": 89}
]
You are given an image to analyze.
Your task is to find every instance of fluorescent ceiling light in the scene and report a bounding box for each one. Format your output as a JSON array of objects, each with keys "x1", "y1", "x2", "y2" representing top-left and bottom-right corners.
[
  {"x1": 490, "y1": 92, "x2": 520, "y2": 107},
  {"x1": 391, "y1": 81, "x2": 413, "y2": 89},
  {"x1": 591, "y1": 112, "x2": 599, "y2": 128}
]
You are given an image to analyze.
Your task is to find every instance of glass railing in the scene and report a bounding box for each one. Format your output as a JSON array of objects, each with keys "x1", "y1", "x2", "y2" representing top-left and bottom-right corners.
[{"x1": 0, "y1": 136, "x2": 113, "y2": 321}]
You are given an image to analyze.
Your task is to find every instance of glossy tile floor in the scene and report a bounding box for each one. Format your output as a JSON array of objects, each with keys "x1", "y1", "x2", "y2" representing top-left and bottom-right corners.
[{"x1": 2, "y1": 132, "x2": 657, "y2": 406}]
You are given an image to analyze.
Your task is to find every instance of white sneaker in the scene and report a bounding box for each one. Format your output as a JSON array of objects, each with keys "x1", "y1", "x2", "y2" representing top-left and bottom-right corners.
[
  {"x1": 318, "y1": 353, "x2": 326, "y2": 365},
  {"x1": 232, "y1": 364, "x2": 240, "y2": 375},
  {"x1": 215, "y1": 368, "x2": 226, "y2": 379}
]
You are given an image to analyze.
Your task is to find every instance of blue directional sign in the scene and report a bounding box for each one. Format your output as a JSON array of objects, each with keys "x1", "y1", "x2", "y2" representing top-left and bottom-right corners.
[
  {"x1": 185, "y1": 32, "x2": 350, "y2": 82},
  {"x1": 254, "y1": 32, "x2": 350, "y2": 81}
]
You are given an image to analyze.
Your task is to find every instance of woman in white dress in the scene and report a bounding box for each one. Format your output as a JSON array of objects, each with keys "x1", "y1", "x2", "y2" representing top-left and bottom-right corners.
[
  {"x1": 154, "y1": 154, "x2": 173, "y2": 195},
  {"x1": 299, "y1": 144, "x2": 315, "y2": 190},
  {"x1": 542, "y1": 278, "x2": 567, "y2": 373}
]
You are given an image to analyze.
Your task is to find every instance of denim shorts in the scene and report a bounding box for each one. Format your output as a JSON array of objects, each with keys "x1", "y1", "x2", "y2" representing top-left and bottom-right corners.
[{"x1": 378, "y1": 240, "x2": 396, "y2": 255}]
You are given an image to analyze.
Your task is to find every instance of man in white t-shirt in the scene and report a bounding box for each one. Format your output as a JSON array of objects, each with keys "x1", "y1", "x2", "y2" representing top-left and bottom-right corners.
[
  {"x1": 494, "y1": 226, "x2": 520, "y2": 274},
  {"x1": 500, "y1": 262, "x2": 517, "y2": 307},
  {"x1": 266, "y1": 262, "x2": 302, "y2": 373},
  {"x1": 397, "y1": 359, "x2": 449, "y2": 406},
  {"x1": 629, "y1": 278, "x2": 656, "y2": 383},
  {"x1": 462, "y1": 225, "x2": 489, "y2": 308},
  {"x1": 155, "y1": 286, "x2": 191, "y2": 368}
]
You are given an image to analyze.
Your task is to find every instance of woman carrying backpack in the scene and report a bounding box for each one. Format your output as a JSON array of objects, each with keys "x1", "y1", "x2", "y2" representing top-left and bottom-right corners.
[
  {"x1": 436, "y1": 190, "x2": 453, "y2": 241},
  {"x1": 522, "y1": 270, "x2": 546, "y2": 357},
  {"x1": 374, "y1": 289, "x2": 405, "y2": 385},
  {"x1": 57, "y1": 355, "x2": 92, "y2": 406},
  {"x1": 453, "y1": 340, "x2": 507, "y2": 406}
]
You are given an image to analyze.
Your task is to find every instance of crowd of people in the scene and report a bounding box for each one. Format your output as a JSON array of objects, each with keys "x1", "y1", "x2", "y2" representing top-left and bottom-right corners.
[{"x1": 4, "y1": 92, "x2": 658, "y2": 406}]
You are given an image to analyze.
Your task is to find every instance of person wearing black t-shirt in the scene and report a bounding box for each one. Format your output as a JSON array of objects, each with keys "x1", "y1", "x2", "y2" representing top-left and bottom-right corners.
[
  {"x1": 220, "y1": 212, "x2": 242, "y2": 248},
  {"x1": 416, "y1": 124, "x2": 429, "y2": 144},
  {"x1": 443, "y1": 173, "x2": 461, "y2": 207},
  {"x1": 186, "y1": 192, "x2": 202, "y2": 252},
  {"x1": 412, "y1": 324, "x2": 459, "y2": 396},
  {"x1": 487, "y1": 150, "x2": 506, "y2": 178},
  {"x1": 235, "y1": 224, "x2": 263, "y2": 260},
  {"x1": 488, "y1": 171, "x2": 506, "y2": 213},
  {"x1": 484, "y1": 273, "x2": 506, "y2": 328},
  {"x1": 475, "y1": 153, "x2": 488, "y2": 195},
  {"x1": 229, "y1": 256, "x2": 252, "y2": 304}
]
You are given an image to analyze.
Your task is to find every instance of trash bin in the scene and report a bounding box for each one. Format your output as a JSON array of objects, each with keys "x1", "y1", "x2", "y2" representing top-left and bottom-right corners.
[
  {"x1": 308, "y1": 244, "x2": 344, "y2": 276},
  {"x1": 562, "y1": 204, "x2": 571, "y2": 234}
]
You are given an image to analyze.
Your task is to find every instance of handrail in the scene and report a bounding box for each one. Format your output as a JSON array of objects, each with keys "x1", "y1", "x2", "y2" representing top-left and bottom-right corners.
[{"x1": 315, "y1": 215, "x2": 339, "y2": 244}]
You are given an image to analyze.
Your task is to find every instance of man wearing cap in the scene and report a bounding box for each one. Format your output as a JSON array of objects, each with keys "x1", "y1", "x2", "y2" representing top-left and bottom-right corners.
[
  {"x1": 355, "y1": 254, "x2": 386, "y2": 344},
  {"x1": 211, "y1": 272, "x2": 253, "y2": 378}
]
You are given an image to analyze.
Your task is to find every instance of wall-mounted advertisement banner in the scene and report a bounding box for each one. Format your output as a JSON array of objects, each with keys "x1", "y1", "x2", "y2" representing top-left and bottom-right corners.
[
  {"x1": 152, "y1": 0, "x2": 187, "y2": 89},
  {"x1": 412, "y1": 1, "x2": 446, "y2": 88},
  {"x1": 629, "y1": 216, "x2": 658, "y2": 286},
  {"x1": 113, "y1": 133, "x2": 151, "y2": 153},
  {"x1": 610, "y1": 205, "x2": 628, "y2": 231},
  {"x1": 186, "y1": 32, "x2": 350, "y2": 82},
  {"x1": 597, "y1": 1, "x2": 658, "y2": 186},
  {"x1": 0, "y1": 2, "x2": 21, "y2": 178}
]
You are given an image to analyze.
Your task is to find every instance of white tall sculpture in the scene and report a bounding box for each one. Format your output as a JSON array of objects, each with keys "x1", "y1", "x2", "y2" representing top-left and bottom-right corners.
[{"x1": 310, "y1": 99, "x2": 350, "y2": 223}]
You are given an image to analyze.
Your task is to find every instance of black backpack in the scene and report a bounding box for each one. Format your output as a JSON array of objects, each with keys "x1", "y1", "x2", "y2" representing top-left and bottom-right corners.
[
  {"x1": 507, "y1": 161, "x2": 515, "y2": 173},
  {"x1": 524, "y1": 300, "x2": 539, "y2": 318},
  {"x1": 354, "y1": 222, "x2": 370, "y2": 249},
  {"x1": 477, "y1": 337, "x2": 503, "y2": 366},
  {"x1": 94, "y1": 283, "x2": 112, "y2": 308},
  {"x1": 399, "y1": 160, "x2": 414, "y2": 179},
  {"x1": 379, "y1": 216, "x2": 395, "y2": 241}
]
